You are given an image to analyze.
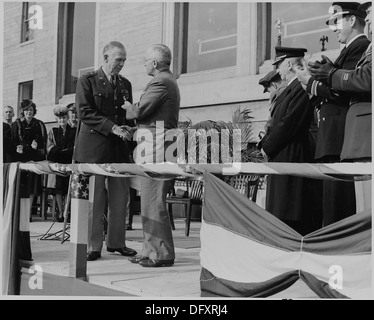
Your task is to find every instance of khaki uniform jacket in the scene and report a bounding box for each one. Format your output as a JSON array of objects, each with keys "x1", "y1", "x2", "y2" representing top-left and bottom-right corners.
[{"x1": 74, "y1": 67, "x2": 133, "y2": 163}]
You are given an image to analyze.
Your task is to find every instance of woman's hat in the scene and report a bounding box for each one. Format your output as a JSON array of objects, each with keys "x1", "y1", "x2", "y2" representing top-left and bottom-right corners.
[{"x1": 53, "y1": 105, "x2": 69, "y2": 117}]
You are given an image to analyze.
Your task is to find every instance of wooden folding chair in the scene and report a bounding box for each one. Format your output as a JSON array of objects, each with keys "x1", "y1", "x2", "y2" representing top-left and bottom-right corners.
[
  {"x1": 224, "y1": 174, "x2": 260, "y2": 202},
  {"x1": 166, "y1": 178, "x2": 204, "y2": 236}
]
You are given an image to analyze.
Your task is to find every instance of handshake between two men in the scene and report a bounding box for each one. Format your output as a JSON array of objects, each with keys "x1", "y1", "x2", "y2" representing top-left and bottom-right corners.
[
  {"x1": 111, "y1": 100, "x2": 137, "y2": 141},
  {"x1": 112, "y1": 123, "x2": 135, "y2": 141}
]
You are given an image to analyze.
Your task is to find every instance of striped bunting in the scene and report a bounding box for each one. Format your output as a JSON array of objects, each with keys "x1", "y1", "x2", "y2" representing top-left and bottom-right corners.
[{"x1": 200, "y1": 172, "x2": 372, "y2": 299}]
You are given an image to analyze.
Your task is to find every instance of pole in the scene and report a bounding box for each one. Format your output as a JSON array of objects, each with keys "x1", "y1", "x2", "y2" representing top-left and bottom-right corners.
[{"x1": 61, "y1": 119, "x2": 81, "y2": 244}]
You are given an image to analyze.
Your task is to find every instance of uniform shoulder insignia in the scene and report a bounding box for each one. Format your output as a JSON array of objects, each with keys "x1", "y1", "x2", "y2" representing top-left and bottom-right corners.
[
  {"x1": 343, "y1": 73, "x2": 349, "y2": 81},
  {"x1": 86, "y1": 70, "x2": 98, "y2": 78}
]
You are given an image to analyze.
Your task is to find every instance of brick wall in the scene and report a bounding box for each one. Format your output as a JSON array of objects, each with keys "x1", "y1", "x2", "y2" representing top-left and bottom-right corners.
[
  {"x1": 3, "y1": 2, "x2": 59, "y2": 122},
  {"x1": 2, "y1": 2, "x2": 268, "y2": 132}
]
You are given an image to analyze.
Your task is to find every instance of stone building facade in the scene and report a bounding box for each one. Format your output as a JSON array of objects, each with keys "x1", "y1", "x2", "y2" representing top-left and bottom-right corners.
[{"x1": 3, "y1": 2, "x2": 346, "y2": 138}]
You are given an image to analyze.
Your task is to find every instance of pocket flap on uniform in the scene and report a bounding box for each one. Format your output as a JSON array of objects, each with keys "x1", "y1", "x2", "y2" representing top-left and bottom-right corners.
[{"x1": 356, "y1": 112, "x2": 372, "y2": 117}]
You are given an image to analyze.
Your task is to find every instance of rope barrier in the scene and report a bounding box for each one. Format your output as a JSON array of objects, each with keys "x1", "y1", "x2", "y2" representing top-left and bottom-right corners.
[{"x1": 17, "y1": 161, "x2": 372, "y2": 181}]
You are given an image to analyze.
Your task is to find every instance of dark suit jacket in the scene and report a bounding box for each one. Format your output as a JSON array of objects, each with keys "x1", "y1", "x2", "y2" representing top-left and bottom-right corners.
[
  {"x1": 74, "y1": 67, "x2": 133, "y2": 163},
  {"x1": 331, "y1": 43, "x2": 372, "y2": 160},
  {"x1": 3, "y1": 123, "x2": 14, "y2": 163},
  {"x1": 306, "y1": 35, "x2": 370, "y2": 160}
]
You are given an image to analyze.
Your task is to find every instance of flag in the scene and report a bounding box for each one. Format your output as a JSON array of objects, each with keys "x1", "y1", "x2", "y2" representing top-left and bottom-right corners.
[
  {"x1": 69, "y1": 173, "x2": 91, "y2": 278},
  {"x1": 200, "y1": 172, "x2": 371, "y2": 299},
  {"x1": 2, "y1": 163, "x2": 22, "y2": 295}
]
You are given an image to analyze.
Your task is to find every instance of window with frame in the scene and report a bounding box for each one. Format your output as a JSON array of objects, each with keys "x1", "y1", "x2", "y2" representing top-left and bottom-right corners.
[
  {"x1": 21, "y1": 2, "x2": 36, "y2": 43},
  {"x1": 181, "y1": 2, "x2": 238, "y2": 74},
  {"x1": 18, "y1": 81, "x2": 33, "y2": 116},
  {"x1": 60, "y1": 2, "x2": 96, "y2": 95},
  {"x1": 269, "y1": 2, "x2": 341, "y2": 59}
]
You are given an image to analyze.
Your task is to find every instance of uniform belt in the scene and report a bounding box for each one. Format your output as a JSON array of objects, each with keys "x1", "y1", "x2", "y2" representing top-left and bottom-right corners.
[{"x1": 350, "y1": 94, "x2": 372, "y2": 106}]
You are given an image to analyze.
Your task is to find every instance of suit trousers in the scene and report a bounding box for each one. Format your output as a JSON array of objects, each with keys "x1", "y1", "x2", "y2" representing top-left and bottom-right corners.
[
  {"x1": 88, "y1": 175, "x2": 129, "y2": 252},
  {"x1": 140, "y1": 176, "x2": 175, "y2": 261}
]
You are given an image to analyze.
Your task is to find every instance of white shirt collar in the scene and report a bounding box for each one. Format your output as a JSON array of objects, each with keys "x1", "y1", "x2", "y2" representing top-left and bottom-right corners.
[
  {"x1": 345, "y1": 34, "x2": 367, "y2": 48},
  {"x1": 288, "y1": 76, "x2": 298, "y2": 85},
  {"x1": 101, "y1": 66, "x2": 112, "y2": 82}
]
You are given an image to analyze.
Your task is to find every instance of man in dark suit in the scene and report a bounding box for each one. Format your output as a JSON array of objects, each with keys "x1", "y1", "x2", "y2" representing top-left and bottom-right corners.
[
  {"x1": 122, "y1": 44, "x2": 180, "y2": 267},
  {"x1": 74, "y1": 41, "x2": 137, "y2": 261},
  {"x1": 259, "y1": 47, "x2": 321, "y2": 235},
  {"x1": 296, "y1": 2, "x2": 370, "y2": 226},
  {"x1": 3, "y1": 105, "x2": 15, "y2": 162}
]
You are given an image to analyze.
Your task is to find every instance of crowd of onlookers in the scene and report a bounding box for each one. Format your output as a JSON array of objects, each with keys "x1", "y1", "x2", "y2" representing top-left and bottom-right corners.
[{"x1": 3, "y1": 101, "x2": 77, "y2": 222}]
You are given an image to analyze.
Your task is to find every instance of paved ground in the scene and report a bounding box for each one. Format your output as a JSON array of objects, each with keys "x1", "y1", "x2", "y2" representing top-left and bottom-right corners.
[{"x1": 24, "y1": 214, "x2": 319, "y2": 299}]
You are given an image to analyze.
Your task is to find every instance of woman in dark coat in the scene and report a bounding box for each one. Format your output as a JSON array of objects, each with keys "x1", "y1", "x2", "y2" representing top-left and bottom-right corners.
[
  {"x1": 47, "y1": 105, "x2": 76, "y2": 222},
  {"x1": 11, "y1": 99, "x2": 48, "y2": 219}
]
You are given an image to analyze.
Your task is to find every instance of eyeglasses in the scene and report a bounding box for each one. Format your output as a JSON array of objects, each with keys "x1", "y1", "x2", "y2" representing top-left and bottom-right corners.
[{"x1": 143, "y1": 58, "x2": 154, "y2": 64}]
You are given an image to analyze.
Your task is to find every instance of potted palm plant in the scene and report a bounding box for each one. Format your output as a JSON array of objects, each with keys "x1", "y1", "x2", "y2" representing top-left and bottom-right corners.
[{"x1": 177, "y1": 106, "x2": 264, "y2": 164}]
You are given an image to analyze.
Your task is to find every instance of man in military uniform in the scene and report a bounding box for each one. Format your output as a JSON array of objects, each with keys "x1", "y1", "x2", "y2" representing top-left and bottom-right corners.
[
  {"x1": 74, "y1": 41, "x2": 137, "y2": 261},
  {"x1": 296, "y1": 2, "x2": 370, "y2": 226},
  {"x1": 304, "y1": 2, "x2": 372, "y2": 212},
  {"x1": 307, "y1": 2, "x2": 372, "y2": 162}
]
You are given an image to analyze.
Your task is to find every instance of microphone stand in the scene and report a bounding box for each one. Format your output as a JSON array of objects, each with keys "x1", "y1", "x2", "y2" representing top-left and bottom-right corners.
[{"x1": 61, "y1": 119, "x2": 81, "y2": 244}]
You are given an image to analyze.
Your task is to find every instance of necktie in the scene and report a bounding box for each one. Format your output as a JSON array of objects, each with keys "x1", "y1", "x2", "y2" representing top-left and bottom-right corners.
[
  {"x1": 334, "y1": 46, "x2": 347, "y2": 67},
  {"x1": 110, "y1": 75, "x2": 116, "y2": 89}
]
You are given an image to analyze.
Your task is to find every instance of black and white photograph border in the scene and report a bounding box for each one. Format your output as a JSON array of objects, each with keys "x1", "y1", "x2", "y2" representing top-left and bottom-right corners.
[{"x1": 0, "y1": 0, "x2": 372, "y2": 304}]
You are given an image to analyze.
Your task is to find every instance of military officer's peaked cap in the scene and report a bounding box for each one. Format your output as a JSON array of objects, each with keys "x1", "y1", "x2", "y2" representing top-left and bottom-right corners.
[
  {"x1": 272, "y1": 47, "x2": 307, "y2": 66},
  {"x1": 358, "y1": 2, "x2": 372, "y2": 12},
  {"x1": 66, "y1": 103, "x2": 76, "y2": 112},
  {"x1": 53, "y1": 105, "x2": 69, "y2": 117},
  {"x1": 326, "y1": 2, "x2": 367, "y2": 25},
  {"x1": 259, "y1": 70, "x2": 281, "y2": 93}
]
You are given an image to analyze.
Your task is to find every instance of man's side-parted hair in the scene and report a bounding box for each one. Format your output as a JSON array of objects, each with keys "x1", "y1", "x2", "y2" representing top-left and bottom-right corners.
[
  {"x1": 4, "y1": 105, "x2": 14, "y2": 111},
  {"x1": 151, "y1": 44, "x2": 172, "y2": 67},
  {"x1": 103, "y1": 41, "x2": 125, "y2": 57}
]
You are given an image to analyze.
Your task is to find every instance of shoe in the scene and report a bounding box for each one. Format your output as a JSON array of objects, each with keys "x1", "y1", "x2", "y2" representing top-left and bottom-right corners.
[
  {"x1": 107, "y1": 246, "x2": 137, "y2": 256},
  {"x1": 87, "y1": 251, "x2": 101, "y2": 261},
  {"x1": 128, "y1": 255, "x2": 149, "y2": 264},
  {"x1": 56, "y1": 216, "x2": 64, "y2": 223},
  {"x1": 139, "y1": 258, "x2": 174, "y2": 268},
  {"x1": 125, "y1": 224, "x2": 133, "y2": 230}
]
